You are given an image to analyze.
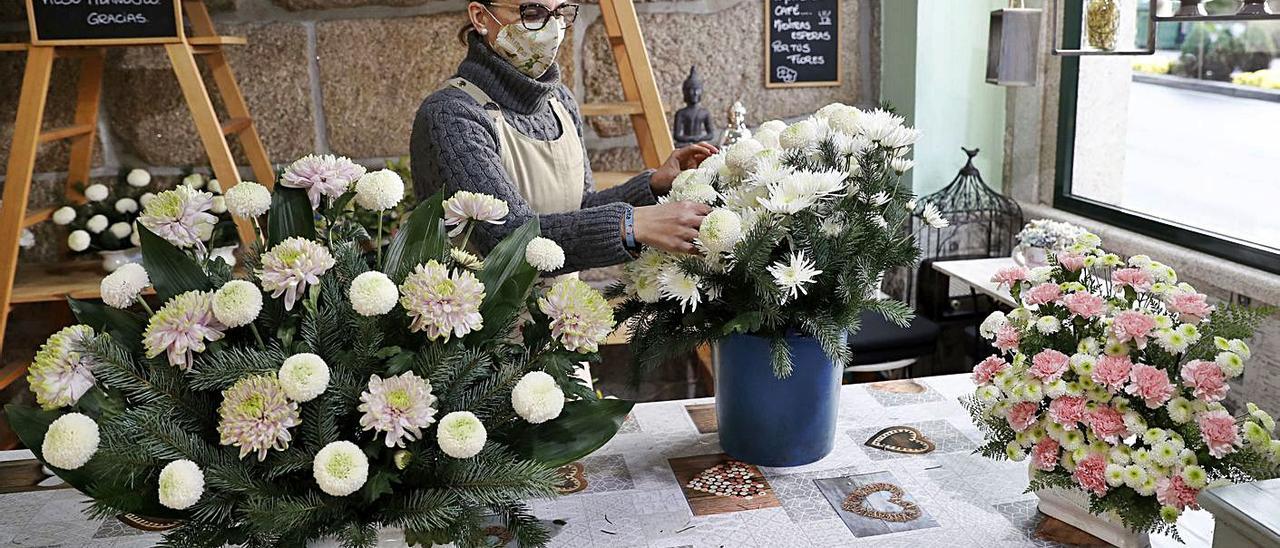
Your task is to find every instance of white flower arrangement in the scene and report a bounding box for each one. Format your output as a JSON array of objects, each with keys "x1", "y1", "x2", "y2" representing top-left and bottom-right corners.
[
  {"x1": 436, "y1": 411, "x2": 487, "y2": 459},
  {"x1": 349, "y1": 271, "x2": 398, "y2": 316},
  {"x1": 278, "y1": 353, "x2": 330, "y2": 402},
  {"x1": 313, "y1": 441, "x2": 369, "y2": 497},
  {"x1": 224, "y1": 181, "x2": 272, "y2": 219},
  {"x1": 42, "y1": 412, "x2": 99, "y2": 470},
  {"x1": 511, "y1": 371, "x2": 565, "y2": 424},
  {"x1": 524, "y1": 237, "x2": 565, "y2": 272},
  {"x1": 212, "y1": 280, "x2": 263, "y2": 328},
  {"x1": 100, "y1": 263, "x2": 149, "y2": 309},
  {"x1": 353, "y1": 169, "x2": 405, "y2": 212},
  {"x1": 158, "y1": 459, "x2": 205, "y2": 510}
]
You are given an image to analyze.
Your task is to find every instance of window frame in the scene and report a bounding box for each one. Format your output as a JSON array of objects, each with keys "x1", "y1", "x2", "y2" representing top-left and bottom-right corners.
[{"x1": 1052, "y1": 1, "x2": 1280, "y2": 275}]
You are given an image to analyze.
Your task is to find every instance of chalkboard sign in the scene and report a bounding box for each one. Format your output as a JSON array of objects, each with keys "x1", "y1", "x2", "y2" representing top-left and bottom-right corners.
[
  {"x1": 26, "y1": 0, "x2": 184, "y2": 45},
  {"x1": 764, "y1": 0, "x2": 841, "y2": 88}
]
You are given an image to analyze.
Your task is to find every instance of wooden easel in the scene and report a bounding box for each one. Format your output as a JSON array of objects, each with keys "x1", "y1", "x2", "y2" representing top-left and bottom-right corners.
[{"x1": 0, "y1": 0, "x2": 274, "y2": 421}]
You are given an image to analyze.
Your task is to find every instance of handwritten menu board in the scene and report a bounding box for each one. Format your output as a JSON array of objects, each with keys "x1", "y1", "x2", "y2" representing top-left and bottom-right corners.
[
  {"x1": 27, "y1": 0, "x2": 183, "y2": 45},
  {"x1": 765, "y1": 0, "x2": 840, "y2": 88}
]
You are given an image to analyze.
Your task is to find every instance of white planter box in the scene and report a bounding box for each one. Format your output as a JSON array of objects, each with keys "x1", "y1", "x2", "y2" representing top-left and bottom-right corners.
[{"x1": 1030, "y1": 466, "x2": 1151, "y2": 548}]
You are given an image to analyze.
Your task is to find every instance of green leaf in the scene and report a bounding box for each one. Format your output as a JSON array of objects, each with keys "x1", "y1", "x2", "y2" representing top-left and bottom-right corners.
[
  {"x1": 360, "y1": 470, "x2": 398, "y2": 504},
  {"x1": 384, "y1": 192, "x2": 446, "y2": 281},
  {"x1": 139, "y1": 225, "x2": 210, "y2": 303},
  {"x1": 508, "y1": 398, "x2": 634, "y2": 468},
  {"x1": 67, "y1": 297, "x2": 147, "y2": 354},
  {"x1": 470, "y1": 218, "x2": 540, "y2": 343},
  {"x1": 719, "y1": 311, "x2": 764, "y2": 336},
  {"x1": 266, "y1": 184, "x2": 317, "y2": 247},
  {"x1": 325, "y1": 190, "x2": 357, "y2": 221}
]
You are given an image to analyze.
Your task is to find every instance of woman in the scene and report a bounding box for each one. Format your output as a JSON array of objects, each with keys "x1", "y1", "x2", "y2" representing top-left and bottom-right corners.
[{"x1": 411, "y1": 0, "x2": 717, "y2": 273}]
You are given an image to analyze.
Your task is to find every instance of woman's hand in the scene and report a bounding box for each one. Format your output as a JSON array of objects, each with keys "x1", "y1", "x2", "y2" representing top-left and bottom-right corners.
[
  {"x1": 650, "y1": 142, "x2": 719, "y2": 196},
  {"x1": 634, "y1": 201, "x2": 711, "y2": 255}
]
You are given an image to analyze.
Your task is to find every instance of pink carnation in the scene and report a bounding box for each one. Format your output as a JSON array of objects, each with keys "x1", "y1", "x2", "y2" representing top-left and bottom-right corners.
[
  {"x1": 1073, "y1": 453, "x2": 1109, "y2": 497},
  {"x1": 992, "y1": 266, "x2": 1030, "y2": 289},
  {"x1": 1063, "y1": 291, "x2": 1106, "y2": 318},
  {"x1": 1091, "y1": 355, "x2": 1132, "y2": 390},
  {"x1": 1032, "y1": 437, "x2": 1061, "y2": 472},
  {"x1": 1006, "y1": 401, "x2": 1040, "y2": 432},
  {"x1": 1049, "y1": 396, "x2": 1087, "y2": 430},
  {"x1": 1125, "y1": 363, "x2": 1176, "y2": 408},
  {"x1": 1181, "y1": 360, "x2": 1229, "y2": 403},
  {"x1": 1030, "y1": 349, "x2": 1070, "y2": 383},
  {"x1": 1197, "y1": 410, "x2": 1240, "y2": 459},
  {"x1": 1085, "y1": 406, "x2": 1127, "y2": 443},
  {"x1": 972, "y1": 355, "x2": 1008, "y2": 384},
  {"x1": 1156, "y1": 475, "x2": 1201, "y2": 511},
  {"x1": 1111, "y1": 310, "x2": 1157, "y2": 348},
  {"x1": 1112, "y1": 267, "x2": 1153, "y2": 292},
  {"x1": 994, "y1": 324, "x2": 1021, "y2": 352},
  {"x1": 1167, "y1": 292, "x2": 1214, "y2": 323},
  {"x1": 1057, "y1": 252, "x2": 1086, "y2": 272},
  {"x1": 1024, "y1": 283, "x2": 1063, "y2": 306}
]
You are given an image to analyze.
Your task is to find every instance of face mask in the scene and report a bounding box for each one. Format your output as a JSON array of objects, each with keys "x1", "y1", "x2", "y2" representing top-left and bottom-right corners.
[{"x1": 486, "y1": 8, "x2": 565, "y2": 78}]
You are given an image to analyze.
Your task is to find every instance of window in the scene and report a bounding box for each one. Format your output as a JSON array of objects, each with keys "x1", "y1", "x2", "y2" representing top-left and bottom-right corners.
[{"x1": 1054, "y1": 0, "x2": 1280, "y2": 274}]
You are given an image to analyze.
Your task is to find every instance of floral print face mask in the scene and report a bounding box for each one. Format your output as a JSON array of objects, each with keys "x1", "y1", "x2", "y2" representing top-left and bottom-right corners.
[{"x1": 488, "y1": 10, "x2": 565, "y2": 79}]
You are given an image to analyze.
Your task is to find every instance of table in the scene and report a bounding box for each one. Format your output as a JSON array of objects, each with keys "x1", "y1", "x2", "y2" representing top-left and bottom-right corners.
[
  {"x1": 0, "y1": 375, "x2": 1214, "y2": 547},
  {"x1": 931, "y1": 257, "x2": 1019, "y2": 308}
]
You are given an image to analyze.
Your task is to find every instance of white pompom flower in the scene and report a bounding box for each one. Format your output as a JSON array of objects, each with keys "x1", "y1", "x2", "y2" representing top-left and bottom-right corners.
[
  {"x1": 437, "y1": 411, "x2": 487, "y2": 459},
  {"x1": 158, "y1": 459, "x2": 205, "y2": 510},
  {"x1": 697, "y1": 209, "x2": 743, "y2": 252},
  {"x1": 84, "y1": 183, "x2": 109, "y2": 202},
  {"x1": 126, "y1": 169, "x2": 151, "y2": 188},
  {"x1": 52, "y1": 206, "x2": 77, "y2": 225},
  {"x1": 109, "y1": 222, "x2": 132, "y2": 240},
  {"x1": 115, "y1": 198, "x2": 139, "y2": 214},
  {"x1": 212, "y1": 280, "x2": 263, "y2": 328},
  {"x1": 68, "y1": 230, "x2": 91, "y2": 252},
  {"x1": 207, "y1": 179, "x2": 222, "y2": 194},
  {"x1": 354, "y1": 169, "x2": 405, "y2": 212},
  {"x1": 525, "y1": 237, "x2": 565, "y2": 272},
  {"x1": 349, "y1": 271, "x2": 398, "y2": 316},
  {"x1": 210, "y1": 196, "x2": 227, "y2": 215},
  {"x1": 100, "y1": 263, "x2": 149, "y2": 309},
  {"x1": 511, "y1": 371, "x2": 565, "y2": 424},
  {"x1": 223, "y1": 181, "x2": 272, "y2": 219},
  {"x1": 313, "y1": 441, "x2": 369, "y2": 497},
  {"x1": 42, "y1": 412, "x2": 99, "y2": 470},
  {"x1": 279, "y1": 353, "x2": 330, "y2": 402},
  {"x1": 86, "y1": 214, "x2": 109, "y2": 234},
  {"x1": 183, "y1": 173, "x2": 205, "y2": 189}
]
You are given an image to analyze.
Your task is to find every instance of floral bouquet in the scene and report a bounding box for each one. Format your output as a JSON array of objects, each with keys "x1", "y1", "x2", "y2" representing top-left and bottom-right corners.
[
  {"x1": 52, "y1": 168, "x2": 153, "y2": 254},
  {"x1": 1013, "y1": 219, "x2": 1086, "y2": 267},
  {"x1": 964, "y1": 233, "x2": 1279, "y2": 538},
  {"x1": 9, "y1": 154, "x2": 630, "y2": 547},
  {"x1": 613, "y1": 103, "x2": 933, "y2": 376}
]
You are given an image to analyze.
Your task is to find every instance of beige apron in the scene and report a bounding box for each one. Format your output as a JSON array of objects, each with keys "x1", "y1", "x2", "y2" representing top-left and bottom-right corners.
[{"x1": 445, "y1": 77, "x2": 596, "y2": 389}]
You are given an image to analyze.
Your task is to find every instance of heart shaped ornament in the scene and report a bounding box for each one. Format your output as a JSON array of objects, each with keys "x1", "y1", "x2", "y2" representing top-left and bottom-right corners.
[
  {"x1": 553, "y1": 462, "x2": 587, "y2": 494},
  {"x1": 864, "y1": 426, "x2": 936, "y2": 454},
  {"x1": 685, "y1": 460, "x2": 769, "y2": 499},
  {"x1": 841, "y1": 482, "x2": 922, "y2": 523}
]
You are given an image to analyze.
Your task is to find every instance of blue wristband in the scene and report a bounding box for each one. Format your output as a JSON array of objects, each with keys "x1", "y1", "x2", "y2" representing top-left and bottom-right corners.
[{"x1": 623, "y1": 207, "x2": 638, "y2": 251}]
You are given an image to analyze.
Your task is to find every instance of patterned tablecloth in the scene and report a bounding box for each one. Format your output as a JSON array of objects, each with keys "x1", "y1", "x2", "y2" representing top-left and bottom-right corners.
[{"x1": 0, "y1": 374, "x2": 1214, "y2": 547}]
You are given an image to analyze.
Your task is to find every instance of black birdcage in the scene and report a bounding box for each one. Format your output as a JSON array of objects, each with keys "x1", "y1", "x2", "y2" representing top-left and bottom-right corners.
[{"x1": 907, "y1": 147, "x2": 1022, "y2": 320}]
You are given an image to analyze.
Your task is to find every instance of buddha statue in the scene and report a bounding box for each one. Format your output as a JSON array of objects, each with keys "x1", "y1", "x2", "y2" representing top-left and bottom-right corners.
[
  {"x1": 672, "y1": 66, "x2": 714, "y2": 147},
  {"x1": 719, "y1": 101, "x2": 751, "y2": 147}
]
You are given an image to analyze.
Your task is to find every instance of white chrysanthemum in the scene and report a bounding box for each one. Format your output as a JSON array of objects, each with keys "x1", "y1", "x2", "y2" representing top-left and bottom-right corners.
[
  {"x1": 210, "y1": 196, "x2": 227, "y2": 215},
  {"x1": 449, "y1": 247, "x2": 484, "y2": 271},
  {"x1": 224, "y1": 181, "x2": 272, "y2": 219},
  {"x1": 444, "y1": 191, "x2": 509, "y2": 237},
  {"x1": 725, "y1": 138, "x2": 764, "y2": 173},
  {"x1": 511, "y1": 371, "x2": 565, "y2": 424},
  {"x1": 525, "y1": 237, "x2": 565, "y2": 272},
  {"x1": 183, "y1": 173, "x2": 204, "y2": 189},
  {"x1": 279, "y1": 353, "x2": 330, "y2": 402},
  {"x1": 1036, "y1": 316, "x2": 1061, "y2": 334},
  {"x1": 212, "y1": 280, "x2": 263, "y2": 328},
  {"x1": 101, "y1": 263, "x2": 149, "y2": 309},
  {"x1": 437, "y1": 411, "x2": 487, "y2": 459},
  {"x1": 767, "y1": 250, "x2": 823, "y2": 303},
  {"x1": 139, "y1": 192, "x2": 157, "y2": 207},
  {"x1": 42, "y1": 412, "x2": 99, "y2": 470},
  {"x1": 698, "y1": 209, "x2": 743, "y2": 252},
  {"x1": 52, "y1": 206, "x2": 77, "y2": 225},
  {"x1": 207, "y1": 179, "x2": 222, "y2": 194},
  {"x1": 921, "y1": 202, "x2": 949, "y2": 228},
  {"x1": 84, "y1": 183, "x2": 109, "y2": 202},
  {"x1": 817, "y1": 103, "x2": 861, "y2": 135},
  {"x1": 86, "y1": 214, "x2": 108, "y2": 234},
  {"x1": 658, "y1": 266, "x2": 702, "y2": 312},
  {"x1": 779, "y1": 118, "x2": 824, "y2": 150},
  {"x1": 754, "y1": 129, "x2": 780, "y2": 149},
  {"x1": 758, "y1": 119, "x2": 787, "y2": 134},
  {"x1": 158, "y1": 459, "x2": 205, "y2": 510},
  {"x1": 359, "y1": 372, "x2": 438, "y2": 447},
  {"x1": 354, "y1": 169, "x2": 405, "y2": 211},
  {"x1": 109, "y1": 222, "x2": 132, "y2": 240},
  {"x1": 537, "y1": 278, "x2": 615, "y2": 353},
  {"x1": 349, "y1": 271, "x2": 398, "y2": 316},
  {"x1": 980, "y1": 310, "x2": 1008, "y2": 339},
  {"x1": 126, "y1": 168, "x2": 151, "y2": 188},
  {"x1": 68, "y1": 230, "x2": 91, "y2": 252},
  {"x1": 115, "y1": 197, "x2": 139, "y2": 214},
  {"x1": 891, "y1": 157, "x2": 914, "y2": 174},
  {"x1": 313, "y1": 441, "x2": 369, "y2": 497},
  {"x1": 667, "y1": 182, "x2": 720, "y2": 205}
]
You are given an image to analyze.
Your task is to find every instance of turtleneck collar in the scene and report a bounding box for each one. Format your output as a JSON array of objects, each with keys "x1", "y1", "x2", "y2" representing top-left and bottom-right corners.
[{"x1": 456, "y1": 32, "x2": 561, "y2": 116}]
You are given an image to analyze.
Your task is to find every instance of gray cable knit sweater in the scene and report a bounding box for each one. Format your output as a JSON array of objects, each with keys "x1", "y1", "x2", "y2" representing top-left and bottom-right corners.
[{"x1": 411, "y1": 34, "x2": 657, "y2": 272}]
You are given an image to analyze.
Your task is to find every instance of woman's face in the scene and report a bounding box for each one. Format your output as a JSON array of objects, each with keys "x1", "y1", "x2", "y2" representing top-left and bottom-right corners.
[{"x1": 468, "y1": 0, "x2": 567, "y2": 48}]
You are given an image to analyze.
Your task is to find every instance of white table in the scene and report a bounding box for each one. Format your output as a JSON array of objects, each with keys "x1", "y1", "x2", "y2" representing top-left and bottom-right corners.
[{"x1": 931, "y1": 257, "x2": 1019, "y2": 308}]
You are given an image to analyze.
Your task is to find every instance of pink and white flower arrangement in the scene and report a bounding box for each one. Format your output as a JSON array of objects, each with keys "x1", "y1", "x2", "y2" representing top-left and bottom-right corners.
[{"x1": 966, "y1": 233, "x2": 1278, "y2": 536}]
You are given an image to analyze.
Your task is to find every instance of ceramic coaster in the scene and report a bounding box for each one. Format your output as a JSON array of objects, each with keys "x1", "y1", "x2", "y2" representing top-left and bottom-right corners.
[{"x1": 864, "y1": 426, "x2": 936, "y2": 454}]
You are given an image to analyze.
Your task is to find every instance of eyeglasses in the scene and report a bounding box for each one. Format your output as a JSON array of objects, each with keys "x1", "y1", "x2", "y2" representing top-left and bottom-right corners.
[{"x1": 489, "y1": 2, "x2": 580, "y2": 31}]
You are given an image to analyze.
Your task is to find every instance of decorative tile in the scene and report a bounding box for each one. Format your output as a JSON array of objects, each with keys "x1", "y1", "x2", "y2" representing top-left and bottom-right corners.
[
  {"x1": 580, "y1": 455, "x2": 634, "y2": 494},
  {"x1": 865, "y1": 380, "x2": 946, "y2": 407},
  {"x1": 684, "y1": 403, "x2": 718, "y2": 434},
  {"x1": 668, "y1": 454, "x2": 779, "y2": 516},
  {"x1": 814, "y1": 471, "x2": 940, "y2": 538},
  {"x1": 849, "y1": 420, "x2": 976, "y2": 461},
  {"x1": 768, "y1": 465, "x2": 862, "y2": 523},
  {"x1": 617, "y1": 414, "x2": 643, "y2": 435}
]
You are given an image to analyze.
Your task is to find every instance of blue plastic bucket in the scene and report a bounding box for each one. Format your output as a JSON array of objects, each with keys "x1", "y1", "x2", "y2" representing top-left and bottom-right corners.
[{"x1": 714, "y1": 332, "x2": 843, "y2": 467}]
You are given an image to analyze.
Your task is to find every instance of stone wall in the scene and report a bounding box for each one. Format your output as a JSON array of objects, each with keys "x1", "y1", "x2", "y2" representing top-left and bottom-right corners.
[{"x1": 0, "y1": 0, "x2": 879, "y2": 259}]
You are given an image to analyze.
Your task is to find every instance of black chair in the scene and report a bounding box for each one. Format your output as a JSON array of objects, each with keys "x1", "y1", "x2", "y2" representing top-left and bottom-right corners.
[{"x1": 844, "y1": 309, "x2": 940, "y2": 381}]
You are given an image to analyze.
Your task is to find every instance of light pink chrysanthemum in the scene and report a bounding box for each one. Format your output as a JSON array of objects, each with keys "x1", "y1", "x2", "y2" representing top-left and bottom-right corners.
[
  {"x1": 443, "y1": 191, "x2": 509, "y2": 237},
  {"x1": 991, "y1": 266, "x2": 1029, "y2": 289},
  {"x1": 358, "y1": 372, "x2": 438, "y2": 448},
  {"x1": 1056, "y1": 252, "x2": 1086, "y2": 272},
  {"x1": 217, "y1": 374, "x2": 301, "y2": 461},
  {"x1": 537, "y1": 277, "x2": 615, "y2": 353},
  {"x1": 399, "y1": 260, "x2": 485, "y2": 340},
  {"x1": 1063, "y1": 291, "x2": 1106, "y2": 318},
  {"x1": 258, "y1": 237, "x2": 336, "y2": 311},
  {"x1": 143, "y1": 291, "x2": 226, "y2": 370},
  {"x1": 1085, "y1": 406, "x2": 1127, "y2": 443},
  {"x1": 994, "y1": 324, "x2": 1021, "y2": 352},
  {"x1": 28, "y1": 325, "x2": 97, "y2": 409},
  {"x1": 281, "y1": 154, "x2": 366, "y2": 209},
  {"x1": 1092, "y1": 355, "x2": 1132, "y2": 390},
  {"x1": 137, "y1": 185, "x2": 217, "y2": 249}
]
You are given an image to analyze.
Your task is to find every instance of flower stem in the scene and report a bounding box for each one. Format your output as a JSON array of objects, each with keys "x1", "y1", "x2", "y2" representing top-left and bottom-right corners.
[
  {"x1": 137, "y1": 297, "x2": 154, "y2": 316},
  {"x1": 376, "y1": 214, "x2": 384, "y2": 268},
  {"x1": 250, "y1": 323, "x2": 266, "y2": 350},
  {"x1": 253, "y1": 217, "x2": 266, "y2": 247},
  {"x1": 461, "y1": 223, "x2": 476, "y2": 251}
]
